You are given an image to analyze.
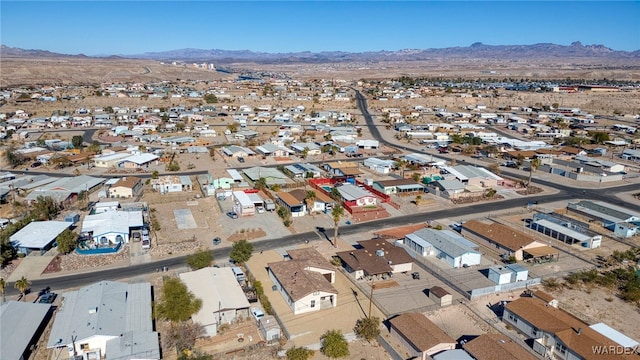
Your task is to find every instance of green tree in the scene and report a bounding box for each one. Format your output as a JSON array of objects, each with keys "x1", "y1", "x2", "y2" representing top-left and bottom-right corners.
[
  {"x1": 32, "y1": 196, "x2": 61, "y2": 220},
  {"x1": 591, "y1": 131, "x2": 611, "y2": 144},
  {"x1": 230, "y1": 239, "x2": 253, "y2": 264},
  {"x1": 301, "y1": 148, "x2": 309, "y2": 159},
  {"x1": 71, "y1": 135, "x2": 83, "y2": 149},
  {"x1": 4, "y1": 148, "x2": 24, "y2": 168},
  {"x1": 14, "y1": 276, "x2": 31, "y2": 300},
  {"x1": 155, "y1": 277, "x2": 202, "y2": 323},
  {"x1": 330, "y1": 187, "x2": 341, "y2": 202},
  {"x1": 227, "y1": 123, "x2": 239, "y2": 132},
  {"x1": 152, "y1": 170, "x2": 160, "y2": 179},
  {"x1": 354, "y1": 316, "x2": 381, "y2": 343},
  {"x1": 286, "y1": 346, "x2": 315, "y2": 360},
  {"x1": 528, "y1": 158, "x2": 541, "y2": 187},
  {"x1": 305, "y1": 190, "x2": 316, "y2": 215},
  {"x1": 411, "y1": 173, "x2": 421, "y2": 182},
  {"x1": 56, "y1": 229, "x2": 78, "y2": 254},
  {"x1": 331, "y1": 205, "x2": 345, "y2": 248},
  {"x1": 186, "y1": 249, "x2": 213, "y2": 270},
  {"x1": 255, "y1": 177, "x2": 267, "y2": 191},
  {"x1": 208, "y1": 147, "x2": 216, "y2": 160},
  {"x1": 320, "y1": 330, "x2": 349, "y2": 359},
  {"x1": 0, "y1": 277, "x2": 6, "y2": 303},
  {"x1": 87, "y1": 141, "x2": 101, "y2": 153},
  {"x1": 395, "y1": 159, "x2": 408, "y2": 178},
  {"x1": 204, "y1": 94, "x2": 218, "y2": 104}
]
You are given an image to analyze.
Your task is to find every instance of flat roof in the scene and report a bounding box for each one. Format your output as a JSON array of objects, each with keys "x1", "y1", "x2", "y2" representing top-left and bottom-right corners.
[
  {"x1": 82, "y1": 210, "x2": 143, "y2": 237},
  {"x1": 10, "y1": 221, "x2": 70, "y2": 249},
  {"x1": 233, "y1": 191, "x2": 254, "y2": 206},
  {"x1": 1, "y1": 301, "x2": 52, "y2": 360},
  {"x1": 179, "y1": 267, "x2": 250, "y2": 328},
  {"x1": 408, "y1": 228, "x2": 479, "y2": 258},
  {"x1": 590, "y1": 323, "x2": 640, "y2": 348},
  {"x1": 337, "y1": 183, "x2": 374, "y2": 201},
  {"x1": 532, "y1": 218, "x2": 593, "y2": 242}
]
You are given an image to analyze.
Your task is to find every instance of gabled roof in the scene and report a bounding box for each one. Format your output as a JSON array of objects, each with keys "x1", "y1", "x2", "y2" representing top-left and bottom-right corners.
[
  {"x1": 47, "y1": 281, "x2": 154, "y2": 348},
  {"x1": 463, "y1": 333, "x2": 537, "y2": 360},
  {"x1": 111, "y1": 176, "x2": 142, "y2": 189},
  {"x1": 268, "y1": 260, "x2": 337, "y2": 302},
  {"x1": 277, "y1": 191, "x2": 304, "y2": 207},
  {"x1": 462, "y1": 220, "x2": 540, "y2": 251},
  {"x1": 408, "y1": 228, "x2": 480, "y2": 258},
  {"x1": 121, "y1": 153, "x2": 159, "y2": 165},
  {"x1": 337, "y1": 183, "x2": 374, "y2": 201},
  {"x1": 389, "y1": 313, "x2": 456, "y2": 352}
]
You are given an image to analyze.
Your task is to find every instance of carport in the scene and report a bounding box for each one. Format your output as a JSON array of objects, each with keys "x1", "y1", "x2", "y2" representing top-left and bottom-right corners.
[{"x1": 523, "y1": 245, "x2": 560, "y2": 264}]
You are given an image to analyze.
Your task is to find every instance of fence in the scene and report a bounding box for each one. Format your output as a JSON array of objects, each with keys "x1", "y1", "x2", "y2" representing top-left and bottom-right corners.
[
  {"x1": 242, "y1": 263, "x2": 291, "y2": 340},
  {"x1": 76, "y1": 241, "x2": 123, "y2": 255},
  {"x1": 469, "y1": 278, "x2": 541, "y2": 299}
]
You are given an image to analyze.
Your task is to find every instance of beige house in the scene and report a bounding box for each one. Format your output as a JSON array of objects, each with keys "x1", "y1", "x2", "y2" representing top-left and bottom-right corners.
[
  {"x1": 267, "y1": 248, "x2": 337, "y2": 315},
  {"x1": 108, "y1": 177, "x2": 143, "y2": 198}
]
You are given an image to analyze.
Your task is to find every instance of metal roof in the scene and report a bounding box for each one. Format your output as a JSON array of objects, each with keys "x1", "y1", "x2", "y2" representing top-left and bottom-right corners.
[
  {"x1": 47, "y1": 281, "x2": 154, "y2": 350},
  {"x1": 179, "y1": 267, "x2": 250, "y2": 328},
  {"x1": 408, "y1": 228, "x2": 480, "y2": 258},
  {"x1": 336, "y1": 183, "x2": 373, "y2": 201},
  {"x1": 1, "y1": 301, "x2": 52, "y2": 360},
  {"x1": 589, "y1": 323, "x2": 639, "y2": 348},
  {"x1": 10, "y1": 221, "x2": 70, "y2": 249},
  {"x1": 82, "y1": 210, "x2": 143, "y2": 237}
]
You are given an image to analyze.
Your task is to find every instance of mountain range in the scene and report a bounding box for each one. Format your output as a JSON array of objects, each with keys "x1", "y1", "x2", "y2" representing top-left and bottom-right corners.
[{"x1": 2, "y1": 42, "x2": 639, "y2": 63}]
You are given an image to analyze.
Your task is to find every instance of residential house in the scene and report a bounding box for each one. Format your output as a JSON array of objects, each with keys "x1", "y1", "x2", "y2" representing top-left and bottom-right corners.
[
  {"x1": 179, "y1": 267, "x2": 251, "y2": 336},
  {"x1": 463, "y1": 333, "x2": 538, "y2": 360},
  {"x1": 388, "y1": 313, "x2": 456, "y2": 359},
  {"x1": 324, "y1": 161, "x2": 362, "y2": 177},
  {"x1": 461, "y1": 220, "x2": 558, "y2": 262},
  {"x1": 402, "y1": 228, "x2": 482, "y2": 268},
  {"x1": 428, "y1": 179, "x2": 467, "y2": 199},
  {"x1": 372, "y1": 179, "x2": 425, "y2": 195},
  {"x1": 530, "y1": 212, "x2": 602, "y2": 248},
  {"x1": 243, "y1": 167, "x2": 289, "y2": 186},
  {"x1": 440, "y1": 165, "x2": 504, "y2": 188},
  {"x1": 47, "y1": 281, "x2": 159, "y2": 360},
  {"x1": 108, "y1": 176, "x2": 143, "y2": 198},
  {"x1": 284, "y1": 163, "x2": 324, "y2": 179},
  {"x1": 364, "y1": 157, "x2": 396, "y2": 174},
  {"x1": 503, "y1": 296, "x2": 636, "y2": 360},
  {"x1": 567, "y1": 200, "x2": 640, "y2": 238},
  {"x1": 222, "y1": 145, "x2": 256, "y2": 158},
  {"x1": 276, "y1": 190, "x2": 306, "y2": 217},
  {"x1": 82, "y1": 210, "x2": 144, "y2": 244},
  {"x1": 0, "y1": 301, "x2": 53, "y2": 360},
  {"x1": 92, "y1": 152, "x2": 132, "y2": 168},
  {"x1": 336, "y1": 183, "x2": 377, "y2": 207},
  {"x1": 10, "y1": 221, "x2": 71, "y2": 255},
  {"x1": 621, "y1": 149, "x2": 640, "y2": 162},
  {"x1": 336, "y1": 239, "x2": 413, "y2": 281},
  {"x1": 150, "y1": 175, "x2": 193, "y2": 194},
  {"x1": 268, "y1": 248, "x2": 338, "y2": 315},
  {"x1": 233, "y1": 191, "x2": 256, "y2": 216},
  {"x1": 291, "y1": 142, "x2": 321, "y2": 156},
  {"x1": 120, "y1": 153, "x2": 159, "y2": 169},
  {"x1": 255, "y1": 143, "x2": 293, "y2": 157}
]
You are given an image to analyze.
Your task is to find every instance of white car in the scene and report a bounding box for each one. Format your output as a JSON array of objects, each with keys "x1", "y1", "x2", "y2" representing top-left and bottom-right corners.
[
  {"x1": 256, "y1": 206, "x2": 265, "y2": 214},
  {"x1": 251, "y1": 307, "x2": 265, "y2": 322}
]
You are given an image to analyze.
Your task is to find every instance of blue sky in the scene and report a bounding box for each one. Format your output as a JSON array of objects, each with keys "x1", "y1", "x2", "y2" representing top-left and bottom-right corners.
[{"x1": 2, "y1": 1, "x2": 639, "y2": 55}]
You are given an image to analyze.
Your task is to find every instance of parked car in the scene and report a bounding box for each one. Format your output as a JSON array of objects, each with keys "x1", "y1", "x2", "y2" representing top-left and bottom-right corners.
[
  {"x1": 213, "y1": 237, "x2": 221, "y2": 245},
  {"x1": 256, "y1": 206, "x2": 265, "y2": 214},
  {"x1": 251, "y1": 307, "x2": 265, "y2": 322},
  {"x1": 39, "y1": 292, "x2": 57, "y2": 304},
  {"x1": 226, "y1": 211, "x2": 238, "y2": 219},
  {"x1": 238, "y1": 157, "x2": 245, "y2": 163}
]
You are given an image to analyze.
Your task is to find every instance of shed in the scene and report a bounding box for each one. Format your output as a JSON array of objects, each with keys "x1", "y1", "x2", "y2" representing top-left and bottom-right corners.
[
  {"x1": 488, "y1": 266, "x2": 513, "y2": 285},
  {"x1": 429, "y1": 286, "x2": 453, "y2": 307},
  {"x1": 505, "y1": 263, "x2": 528, "y2": 282},
  {"x1": 258, "y1": 315, "x2": 281, "y2": 341}
]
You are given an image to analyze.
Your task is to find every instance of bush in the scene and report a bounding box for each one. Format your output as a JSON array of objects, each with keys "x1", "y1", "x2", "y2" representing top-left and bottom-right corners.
[{"x1": 186, "y1": 249, "x2": 213, "y2": 270}]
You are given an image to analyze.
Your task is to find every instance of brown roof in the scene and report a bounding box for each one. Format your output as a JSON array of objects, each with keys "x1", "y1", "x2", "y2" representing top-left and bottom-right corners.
[
  {"x1": 463, "y1": 333, "x2": 537, "y2": 360},
  {"x1": 374, "y1": 178, "x2": 421, "y2": 187},
  {"x1": 389, "y1": 313, "x2": 456, "y2": 352},
  {"x1": 268, "y1": 260, "x2": 337, "y2": 301},
  {"x1": 506, "y1": 297, "x2": 633, "y2": 360},
  {"x1": 326, "y1": 161, "x2": 358, "y2": 169},
  {"x1": 560, "y1": 146, "x2": 583, "y2": 155},
  {"x1": 113, "y1": 176, "x2": 142, "y2": 189},
  {"x1": 358, "y1": 239, "x2": 414, "y2": 265},
  {"x1": 287, "y1": 189, "x2": 307, "y2": 202},
  {"x1": 535, "y1": 148, "x2": 561, "y2": 155},
  {"x1": 506, "y1": 150, "x2": 537, "y2": 159},
  {"x1": 336, "y1": 249, "x2": 392, "y2": 275},
  {"x1": 522, "y1": 246, "x2": 558, "y2": 257},
  {"x1": 277, "y1": 191, "x2": 303, "y2": 207},
  {"x1": 429, "y1": 286, "x2": 450, "y2": 298},
  {"x1": 314, "y1": 191, "x2": 335, "y2": 204},
  {"x1": 532, "y1": 290, "x2": 556, "y2": 303},
  {"x1": 374, "y1": 224, "x2": 427, "y2": 239},
  {"x1": 339, "y1": 167, "x2": 362, "y2": 176},
  {"x1": 287, "y1": 247, "x2": 334, "y2": 271},
  {"x1": 461, "y1": 220, "x2": 540, "y2": 252}
]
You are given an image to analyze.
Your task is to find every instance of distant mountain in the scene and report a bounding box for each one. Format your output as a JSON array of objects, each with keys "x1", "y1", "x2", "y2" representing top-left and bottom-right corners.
[
  {"x1": 2, "y1": 42, "x2": 639, "y2": 63},
  {"x1": 127, "y1": 42, "x2": 640, "y2": 63},
  {"x1": 0, "y1": 45, "x2": 90, "y2": 58}
]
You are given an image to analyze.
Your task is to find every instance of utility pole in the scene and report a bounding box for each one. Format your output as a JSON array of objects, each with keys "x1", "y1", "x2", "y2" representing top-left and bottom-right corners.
[{"x1": 368, "y1": 281, "x2": 375, "y2": 319}]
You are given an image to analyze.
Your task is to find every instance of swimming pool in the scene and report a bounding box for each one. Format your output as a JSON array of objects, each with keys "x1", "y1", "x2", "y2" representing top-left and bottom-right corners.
[{"x1": 321, "y1": 185, "x2": 332, "y2": 192}]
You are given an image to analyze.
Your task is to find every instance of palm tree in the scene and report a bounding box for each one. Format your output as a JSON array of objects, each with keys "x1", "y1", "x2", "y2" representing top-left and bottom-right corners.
[
  {"x1": 14, "y1": 276, "x2": 30, "y2": 301},
  {"x1": 331, "y1": 205, "x2": 345, "y2": 248},
  {"x1": 305, "y1": 190, "x2": 317, "y2": 215},
  {"x1": 528, "y1": 158, "x2": 541, "y2": 187},
  {"x1": 395, "y1": 160, "x2": 408, "y2": 179},
  {"x1": 0, "y1": 277, "x2": 6, "y2": 303}
]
